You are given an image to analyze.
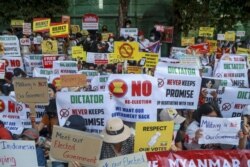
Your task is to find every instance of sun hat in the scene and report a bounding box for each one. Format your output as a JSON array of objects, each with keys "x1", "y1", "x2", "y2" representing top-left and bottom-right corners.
[
  {"x1": 63, "y1": 115, "x2": 87, "y2": 132},
  {"x1": 101, "y1": 117, "x2": 131, "y2": 143},
  {"x1": 159, "y1": 108, "x2": 186, "y2": 124},
  {"x1": 22, "y1": 128, "x2": 39, "y2": 140},
  {"x1": 243, "y1": 105, "x2": 250, "y2": 116}
]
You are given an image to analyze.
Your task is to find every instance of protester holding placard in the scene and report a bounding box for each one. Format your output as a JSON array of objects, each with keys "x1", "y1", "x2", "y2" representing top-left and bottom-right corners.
[
  {"x1": 31, "y1": 84, "x2": 58, "y2": 138},
  {"x1": 100, "y1": 117, "x2": 134, "y2": 160}
]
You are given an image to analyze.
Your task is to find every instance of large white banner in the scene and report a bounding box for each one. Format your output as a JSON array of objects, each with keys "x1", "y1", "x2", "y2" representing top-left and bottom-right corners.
[
  {"x1": 33, "y1": 67, "x2": 53, "y2": 80},
  {"x1": 86, "y1": 52, "x2": 109, "y2": 64},
  {"x1": 56, "y1": 91, "x2": 113, "y2": 133},
  {"x1": 0, "y1": 35, "x2": 21, "y2": 57},
  {"x1": 91, "y1": 74, "x2": 109, "y2": 91},
  {"x1": 155, "y1": 62, "x2": 201, "y2": 109},
  {"x1": 219, "y1": 87, "x2": 250, "y2": 118},
  {"x1": 78, "y1": 70, "x2": 99, "y2": 90},
  {"x1": 23, "y1": 54, "x2": 43, "y2": 76},
  {"x1": 52, "y1": 60, "x2": 77, "y2": 75},
  {"x1": 106, "y1": 74, "x2": 158, "y2": 122},
  {"x1": 0, "y1": 96, "x2": 45, "y2": 134},
  {"x1": 199, "y1": 116, "x2": 241, "y2": 145}
]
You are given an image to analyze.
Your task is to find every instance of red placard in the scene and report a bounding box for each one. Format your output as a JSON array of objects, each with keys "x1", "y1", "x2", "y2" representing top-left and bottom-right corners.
[
  {"x1": 82, "y1": 13, "x2": 99, "y2": 30},
  {"x1": 42, "y1": 55, "x2": 57, "y2": 68}
]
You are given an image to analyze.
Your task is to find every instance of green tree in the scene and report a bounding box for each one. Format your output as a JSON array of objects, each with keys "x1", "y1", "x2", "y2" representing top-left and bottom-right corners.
[{"x1": 0, "y1": 0, "x2": 69, "y2": 24}]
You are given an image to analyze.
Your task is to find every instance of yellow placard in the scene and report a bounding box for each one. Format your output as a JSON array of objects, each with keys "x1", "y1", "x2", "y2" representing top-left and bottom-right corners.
[
  {"x1": 139, "y1": 52, "x2": 159, "y2": 68},
  {"x1": 71, "y1": 46, "x2": 86, "y2": 60},
  {"x1": 50, "y1": 23, "x2": 69, "y2": 37},
  {"x1": 134, "y1": 121, "x2": 174, "y2": 152},
  {"x1": 33, "y1": 18, "x2": 50, "y2": 32},
  {"x1": 42, "y1": 40, "x2": 58, "y2": 54},
  {"x1": 127, "y1": 66, "x2": 142, "y2": 74},
  {"x1": 114, "y1": 42, "x2": 139, "y2": 60},
  {"x1": 101, "y1": 33, "x2": 113, "y2": 41},
  {"x1": 108, "y1": 53, "x2": 125, "y2": 64},
  {"x1": 199, "y1": 27, "x2": 214, "y2": 37},
  {"x1": 70, "y1": 25, "x2": 80, "y2": 34},
  {"x1": 236, "y1": 47, "x2": 250, "y2": 54},
  {"x1": 206, "y1": 40, "x2": 217, "y2": 53},
  {"x1": 181, "y1": 37, "x2": 195, "y2": 46},
  {"x1": 225, "y1": 31, "x2": 235, "y2": 41},
  {"x1": 11, "y1": 19, "x2": 24, "y2": 27}
]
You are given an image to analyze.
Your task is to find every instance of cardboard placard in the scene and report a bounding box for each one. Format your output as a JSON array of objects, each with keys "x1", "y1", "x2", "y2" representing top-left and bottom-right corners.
[
  {"x1": 99, "y1": 152, "x2": 148, "y2": 167},
  {"x1": 0, "y1": 140, "x2": 38, "y2": 167},
  {"x1": 60, "y1": 74, "x2": 87, "y2": 87},
  {"x1": 13, "y1": 77, "x2": 49, "y2": 104},
  {"x1": 50, "y1": 126, "x2": 103, "y2": 167}
]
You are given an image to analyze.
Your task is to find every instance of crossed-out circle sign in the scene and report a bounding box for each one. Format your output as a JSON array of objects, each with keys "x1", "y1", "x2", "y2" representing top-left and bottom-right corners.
[
  {"x1": 60, "y1": 109, "x2": 69, "y2": 119},
  {"x1": 109, "y1": 79, "x2": 128, "y2": 98},
  {"x1": 158, "y1": 78, "x2": 164, "y2": 88},
  {"x1": 119, "y1": 43, "x2": 134, "y2": 58},
  {"x1": 0, "y1": 100, "x2": 5, "y2": 112},
  {"x1": 222, "y1": 103, "x2": 231, "y2": 111}
]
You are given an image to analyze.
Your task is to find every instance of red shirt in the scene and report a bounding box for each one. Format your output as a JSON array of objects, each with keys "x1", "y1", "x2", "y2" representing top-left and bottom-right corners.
[{"x1": 0, "y1": 125, "x2": 13, "y2": 140}]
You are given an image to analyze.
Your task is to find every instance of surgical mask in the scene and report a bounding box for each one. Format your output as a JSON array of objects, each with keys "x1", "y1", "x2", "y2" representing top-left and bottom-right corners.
[
  {"x1": 87, "y1": 37, "x2": 91, "y2": 41},
  {"x1": 150, "y1": 36, "x2": 155, "y2": 41},
  {"x1": 109, "y1": 38, "x2": 114, "y2": 42},
  {"x1": 174, "y1": 124, "x2": 180, "y2": 131}
]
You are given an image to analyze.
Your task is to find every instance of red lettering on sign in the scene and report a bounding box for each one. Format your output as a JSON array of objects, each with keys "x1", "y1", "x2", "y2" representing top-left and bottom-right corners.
[
  {"x1": 10, "y1": 60, "x2": 20, "y2": 67},
  {"x1": 8, "y1": 101, "x2": 16, "y2": 113},
  {"x1": 131, "y1": 80, "x2": 152, "y2": 96}
]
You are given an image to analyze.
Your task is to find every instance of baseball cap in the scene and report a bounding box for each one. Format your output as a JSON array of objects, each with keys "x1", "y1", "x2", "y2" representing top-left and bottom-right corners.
[{"x1": 159, "y1": 108, "x2": 186, "y2": 124}]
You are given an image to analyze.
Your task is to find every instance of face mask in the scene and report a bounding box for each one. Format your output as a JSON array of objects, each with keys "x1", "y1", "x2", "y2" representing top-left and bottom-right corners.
[
  {"x1": 87, "y1": 37, "x2": 91, "y2": 41},
  {"x1": 174, "y1": 124, "x2": 180, "y2": 131},
  {"x1": 126, "y1": 25, "x2": 130, "y2": 28},
  {"x1": 150, "y1": 36, "x2": 155, "y2": 41},
  {"x1": 109, "y1": 38, "x2": 114, "y2": 42},
  {"x1": 139, "y1": 36, "x2": 143, "y2": 40}
]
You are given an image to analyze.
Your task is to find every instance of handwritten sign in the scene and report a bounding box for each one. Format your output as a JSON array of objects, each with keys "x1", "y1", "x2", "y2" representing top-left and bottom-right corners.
[
  {"x1": 60, "y1": 74, "x2": 87, "y2": 87},
  {"x1": 199, "y1": 116, "x2": 241, "y2": 145},
  {"x1": 50, "y1": 126, "x2": 103, "y2": 167},
  {"x1": 13, "y1": 77, "x2": 49, "y2": 104},
  {"x1": 99, "y1": 152, "x2": 148, "y2": 167},
  {"x1": 0, "y1": 140, "x2": 38, "y2": 167}
]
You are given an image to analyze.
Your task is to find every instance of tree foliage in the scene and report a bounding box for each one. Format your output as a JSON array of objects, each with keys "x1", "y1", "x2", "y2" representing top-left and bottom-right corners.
[
  {"x1": 173, "y1": 0, "x2": 250, "y2": 36},
  {"x1": 0, "y1": 0, "x2": 69, "y2": 24}
]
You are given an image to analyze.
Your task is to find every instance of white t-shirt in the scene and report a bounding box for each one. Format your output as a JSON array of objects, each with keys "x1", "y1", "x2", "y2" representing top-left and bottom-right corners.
[{"x1": 139, "y1": 39, "x2": 150, "y2": 51}]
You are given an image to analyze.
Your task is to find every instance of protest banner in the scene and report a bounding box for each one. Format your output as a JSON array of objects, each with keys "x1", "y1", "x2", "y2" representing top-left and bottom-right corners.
[
  {"x1": 50, "y1": 23, "x2": 69, "y2": 38},
  {"x1": 199, "y1": 116, "x2": 241, "y2": 145},
  {"x1": 214, "y1": 58, "x2": 248, "y2": 87},
  {"x1": 181, "y1": 37, "x2": 195, "y2": 46},
  {"x1": 199, "y1": 27, "x2": 214, "y2": 37},
  {"x1": 82, "y1": 13, "x2": 99, "y2": 30},
  {"x1": 237, "y1": 47, "x2": 250, "y2": 55},
  {"x1": 217, "y1": 34, "x2": 225, "y2": 40},
  {"x1": 33, "y1": 18, "x2": 50, "y2": 32},
  {"x1": 56, "y1": 91, "x2": 112, "y2": 133},
  {"x1": 0, "y1": 35, "x2": 21, "y2": 57},
  {"x1": 106, "y1": 74, "x2": 158, "y2": 122},
  {"x1": 23, "y1": 22, "x2": 32, "y2": 35},
  {"x1": 225, "y1": 31, "x2": 236, "y2": 41},
  {"x1": 60, "y1": 74, "x2": 87, "y2": 88},
  {"x1": 70, "y1": 25, "x2": 80, "y2": 34},
  {"x1": 236, "y1": 31, "x2": 245, "y2": 37},
  {"x1": 139, "y1": 52, "x2": 159, "y2": 68},
  {"x1": 170, "y1": 47, "x2": 186, "y2": 56},
  {"x1": 127, "y1": 66, "x2": 142, "y2": 74},
  {"x1": 50, "y1": 126, "x2": 103, "y2": 167},
  {"x1": 53, "y1": 61, "x2": 78, "y2": 75},
  {"x1": 72, "y1": 46, "x2": 86, "y2": 60},
  {"x1": 146, "y1": 150, "x2": 250, "y2": 167},
  {"x1": 1, "y1": 56, "x2": 24, "y2": 73},
  {"x1": 62, "y1": 15, "x2": 70, "y2": 26},
  {"x1": 11, "y1": 19, "x2": 24, "y2": 27},
  {"x1": 101, "y1": 32, "x2": 113, "y2": 42},
  {"x1": 201, "y1": 66, "x2": 213, "y2": 77},
  {"x1": 120, "y1": 28, "x2": 138, "y2": 40},
  {"x1": 155, "y1": 62, "x2": 201, "y2": 109},
  {"x1": 206, "y1": 40, "x2": 217, "y2": 53},
  {"x1": 20, "y1": 38, "x2": 31, "y2": 46},
  {"x1": 0, "y1": 140, "x2": 38, "y2": 167},
  {"x1": 186, "y1": 43, "x2": 210, "y2": 55},
  {"x1": 219, "y1": 87, "x2": 250, "y2": 118},
  {"x1": 134, "y1": 121, "x2": 173, "y2": 153},
  {"x1": 33, "y1": 67, "x2": 53, "y2": 80},
  {"x1": 114, "y1": 42, "x2": 140, "y2": 60},
  {"x1": 172, "y1": 52, "x2": 201, "y2": 69},
  {"x1": 91, "y1": 74, "x2": 109, "y2": 91},
  {"x1": 78, "y1": 70, "x2": 99, "y2": 90},
  {"x1": 99, "y1": 152, "x2": 148, "y2": 167},
  {"x1": 108, "y1": 53, "x2": 125, "y2": 64},
  {"x1": 42, "y1": 40, "x2": 58, "y2": 54},
  {"x1": 23, "y1": 54, "x2": 43, "y2": 76},
  {"x1": 154, "y1": 25, "x2": 173, "y2": 43},
  {"x1": 86, "y1": 52, "x2": 109, "y2": 65},
  {"x1": 42, "y1": 55, "x2": 58, "y2": 68},
  {"x1": 0, "y1": 60, "x2": 5, "y2": 79}
]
